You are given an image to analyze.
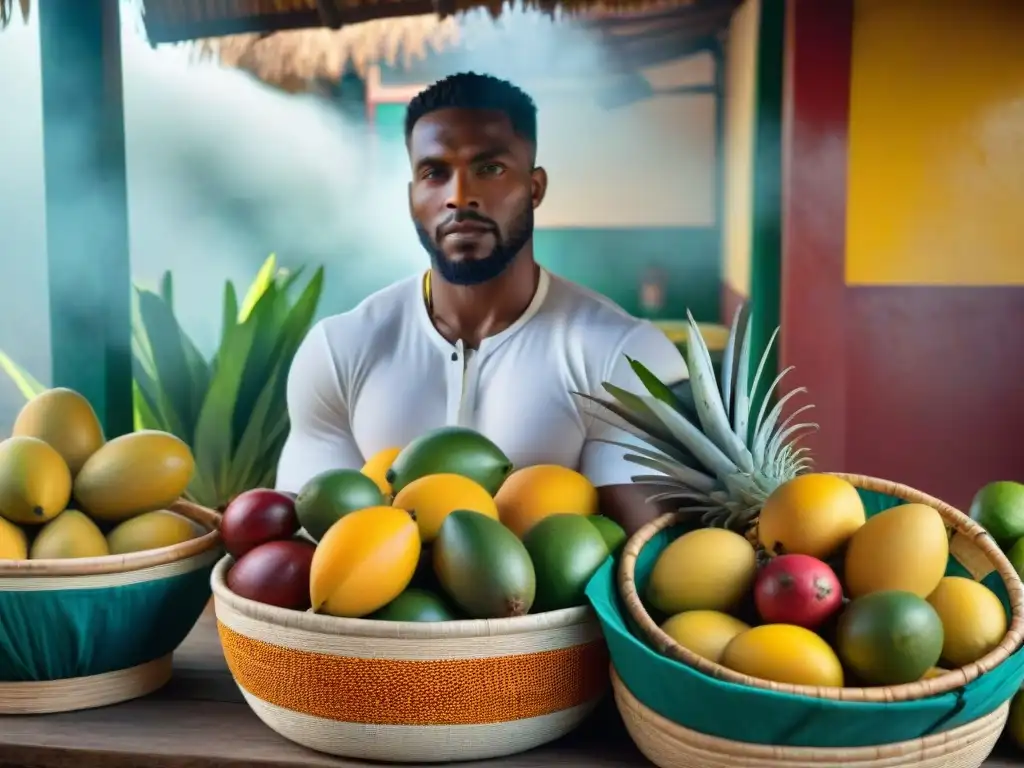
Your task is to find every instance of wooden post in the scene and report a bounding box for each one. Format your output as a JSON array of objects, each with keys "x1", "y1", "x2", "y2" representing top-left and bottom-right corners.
[{"x1": 38, "y1": 0, "x2": 134, "y2": 438}]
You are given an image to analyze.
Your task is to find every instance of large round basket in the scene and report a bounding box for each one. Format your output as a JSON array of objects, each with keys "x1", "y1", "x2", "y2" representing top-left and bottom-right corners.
[
  {"x1": 582, "y1": 473, "x2": 1024, "y2": 767},
  {"x1": 211, "y1": 555, "x2": 609, "y2": 763},
  {"x1": 0, "y1": 500, "x2": 221, "y2": 714},
  {"x1": 611, "y1": 667, "x2": 1009, "y2": 768}
]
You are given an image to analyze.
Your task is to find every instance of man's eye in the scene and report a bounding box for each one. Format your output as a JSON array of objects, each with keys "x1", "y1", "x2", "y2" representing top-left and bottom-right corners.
[
  {"x1": 421, "y1": 167, "x2": 445, "y2": 180},
  {"x1": 478, "y1": 163, "x2": 505, "y2": 176}
]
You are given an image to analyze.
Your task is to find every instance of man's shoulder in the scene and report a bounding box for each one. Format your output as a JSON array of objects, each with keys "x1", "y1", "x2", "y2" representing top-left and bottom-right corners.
[
  {"x1": 543, "y1": 272, "x2": 661, "y2": 341},
  {"x1": 318, "y1": 274, "x2": 422, "y2": 339}
]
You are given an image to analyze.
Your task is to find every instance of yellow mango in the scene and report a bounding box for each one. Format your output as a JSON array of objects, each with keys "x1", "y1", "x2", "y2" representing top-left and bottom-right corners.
[
  {"x1": 647, "y1": 528, "x2": 757, "y2": 614},
  {"x1": 107, "y1": 510, "x2": 196, "y2": 555},
  {"x1": 392, "y1": 473, "x2": 498, "y2": 542},
  {"x1": 74, "y1": 430, "x2": 194, "y2": 522},
  {"x1": 13, "y1": 387, "x2": 104, "y2": 476},
  {"x1": 495, "y1": 464, "x2": 597, "y2": 539},
  {"x1": 0, "y1": 436, "x2": 72, "y2": 525},
  {"x1": 361, "y1": 446, "x2": 402, "y2": 497},
  {"x1": 30, "y1": 510, "x2": 109, "y2": 559},
  {"x1": 310, "y1": 506, "x2": 420, "y2": 618},
  {"x1": 0, "y1": 517, "x2": 27, "y2": 560}
]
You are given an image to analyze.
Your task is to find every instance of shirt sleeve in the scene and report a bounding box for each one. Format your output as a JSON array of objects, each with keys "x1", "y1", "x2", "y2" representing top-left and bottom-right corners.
[
  {"x1": 579, "y1": 321, "x2": 689, "y2": 488},
  {"x1": 275, "y1": 320, "x2": 366, "y2": 493}
]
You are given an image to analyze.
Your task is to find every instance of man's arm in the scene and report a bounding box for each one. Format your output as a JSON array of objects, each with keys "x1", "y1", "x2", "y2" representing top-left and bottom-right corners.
[
  {"x1": 276, "y1": 321, "x2": 365, "y2": 493},
  {"x1": 579, "y1": 323, "x2": 690, "y2": 535}
]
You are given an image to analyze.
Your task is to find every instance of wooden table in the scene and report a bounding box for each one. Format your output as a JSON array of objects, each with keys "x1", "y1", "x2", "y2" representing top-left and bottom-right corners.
[{"x1": 0, "y1": 607, "x2": 1019, "y2": 768}]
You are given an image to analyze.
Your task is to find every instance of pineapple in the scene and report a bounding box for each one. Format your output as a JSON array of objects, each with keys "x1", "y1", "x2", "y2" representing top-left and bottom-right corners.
[{"x1": 578, "y1": 304, "x2": 818, "y2": 533}]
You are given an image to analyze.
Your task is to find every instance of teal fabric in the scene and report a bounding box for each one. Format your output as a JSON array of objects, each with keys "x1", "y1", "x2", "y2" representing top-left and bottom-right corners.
[
  {"x1": 585, "y1": 490, "x2": 1024, "y2": 748},
  {"x1": 0, "y1": 563, "x2": 213, "y2": 682}
]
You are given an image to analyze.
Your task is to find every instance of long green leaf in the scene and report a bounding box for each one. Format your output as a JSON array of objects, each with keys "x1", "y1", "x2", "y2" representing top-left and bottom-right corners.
[
  {"x1": 192, "y1": 312, "x2": 258, "y2": 509},
  {"x1": 0, "y1": 351, "x2": 46, "y2": 401},
  {"x1": 227, "y1": 362, "x2": 285, "y2": 493},
  {"x1": 132, "y1": 379, "x2": 163, "y2": 432},
  {"x1": 238, "y1": 254, "x2": 277, "y2": 323},
  {"x1": 135, "y1": 288, "x2": 196, "y2": 442},
  {"x1": 159, "y1": 270, "x2": 174, "y2": 310}
]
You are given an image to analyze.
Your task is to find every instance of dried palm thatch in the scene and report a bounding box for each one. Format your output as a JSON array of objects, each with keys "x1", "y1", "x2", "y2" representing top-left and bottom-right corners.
[
  {"x1": 0, "y1": 0, "x2": 29, "y2": 27},
  {"x1": 192, "y1": 15, "x2": 463, "y2": 83}
]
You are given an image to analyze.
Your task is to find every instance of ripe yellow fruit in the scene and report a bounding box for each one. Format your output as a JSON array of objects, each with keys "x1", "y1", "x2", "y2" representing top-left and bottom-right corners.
[
  {"x1": 722, "y1": 624, "x2": 844, "y2": 687},
  {"x1": 758, "y1": 473, "x2": 866, "y2": 559},
  {"x1": 661, "y1": 610, "x2": 750, "y2": 663},
  {"x1": 844, "y1": 503, "x2": 948, "y2": 599},
  {"x1": 392, "y1": 473, "x2": 499, "y2": 543},
  {"x1": 361, "y1": 446, "x2": 402, "y2": 497},
  {"x1": 495, "y1": 464, "x2": 597, "y2": 539},
  {"x1": 310, "y1": 506, "x2": 420, "y2": 618},
  {"x1": 647, "y1": 528, "x2": 757, "y2": 615},
  {"x1": 927, "y1": 576, "x2": 1007, "y2": 667},
  {"x1": 0, "y1": 436, "x2": 72, "y2": 525},
  {"x1": 29, "y1": 510, "x2": 109, "y2": 559},
  {"x1": 0, "y1": 517, "x2": 27, "y2": 560},
  {"x1": 107, "y1": 510, "x2": 196, "y2": 555},
  {"x1": 13, "y1": 387, "x2": 104, "y2": 476}
]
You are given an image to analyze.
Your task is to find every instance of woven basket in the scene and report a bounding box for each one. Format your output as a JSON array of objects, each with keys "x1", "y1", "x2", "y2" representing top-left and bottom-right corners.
[
  {"x1": 211, "y1": 555, "x2": 609, "y2": 763},
  {"x1": 611, "y1": 667, "x2": 1009, "y2": 768},
  {"x1": 620, "y1": 474, "x2": 1024, "y2": 703},
  {"x1": 0, "y1": 500, "x2": 221, "y2": 714},
  {"x1": 581, "y1": 473, "x2": 1024, "y2": 762}
]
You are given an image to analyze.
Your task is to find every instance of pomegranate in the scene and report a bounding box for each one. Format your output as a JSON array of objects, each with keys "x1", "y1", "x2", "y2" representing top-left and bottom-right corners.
[{"x1": 754, "y1": 553, "x2": 843, "y2": 629}]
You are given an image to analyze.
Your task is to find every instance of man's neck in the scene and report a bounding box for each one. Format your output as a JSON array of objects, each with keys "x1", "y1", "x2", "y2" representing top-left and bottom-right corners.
[{"x1": 429, "y1": 252, "x2": 539, "y2": 348}]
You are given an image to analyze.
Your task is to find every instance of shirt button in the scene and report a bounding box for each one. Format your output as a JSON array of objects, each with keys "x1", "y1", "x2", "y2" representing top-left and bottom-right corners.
[{"x1": 451, "y1": 352, "x2": 458, "y2": 362}]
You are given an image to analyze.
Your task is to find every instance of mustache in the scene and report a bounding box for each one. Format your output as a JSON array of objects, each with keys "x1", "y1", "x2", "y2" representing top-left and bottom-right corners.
[{"x1": 436, "y1": 210, "x2": 498, "y2": 238}]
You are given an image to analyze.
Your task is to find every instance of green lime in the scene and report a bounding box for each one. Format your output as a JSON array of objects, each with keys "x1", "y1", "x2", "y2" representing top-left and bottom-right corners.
[
  {"x1": 969, "y1": 481, "x2": 1024, "y2": 546},
  {"x1": 1007, "y1": 538, "x2": 1024, "y2": 581},
  {"x1": 587, "y1": 515, "x2": 627, "y2": 554}
]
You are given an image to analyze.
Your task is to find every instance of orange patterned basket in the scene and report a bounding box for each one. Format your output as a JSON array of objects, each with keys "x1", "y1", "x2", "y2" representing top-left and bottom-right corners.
[{"x1": 210, "y1": 555, "x2": 609, "y2": 763}]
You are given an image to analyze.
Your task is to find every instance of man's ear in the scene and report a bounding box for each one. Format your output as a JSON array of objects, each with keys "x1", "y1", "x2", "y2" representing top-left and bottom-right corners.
[{"x1": 530, "y1": 166, "x2": 548, "y2": 209}]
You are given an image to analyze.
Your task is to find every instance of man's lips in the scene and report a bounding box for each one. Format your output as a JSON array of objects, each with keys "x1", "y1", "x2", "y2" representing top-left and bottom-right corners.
[{"x1": 443, "y1": 221, "x2": 494, "y2": 238}]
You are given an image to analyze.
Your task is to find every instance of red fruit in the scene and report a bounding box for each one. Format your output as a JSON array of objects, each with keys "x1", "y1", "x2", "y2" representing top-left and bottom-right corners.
[
  {"x1": 220, "y1": 489, "x2": 299, "y2": 558},
  {"x1": 754, "y1": 553, "x2": 843, "y2": 629},
  {"x1": 226, "y1": 539, "x2": 316, "y2": 610}
]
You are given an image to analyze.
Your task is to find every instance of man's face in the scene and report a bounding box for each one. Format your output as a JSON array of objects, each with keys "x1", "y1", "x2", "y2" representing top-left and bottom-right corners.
[{"x1": 408, "y1": 108, "x2": 546, "y2": 286}]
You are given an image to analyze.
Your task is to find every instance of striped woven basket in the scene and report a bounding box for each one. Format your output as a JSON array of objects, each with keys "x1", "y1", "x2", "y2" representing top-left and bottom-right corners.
[
  {"x1": 211, "y1": 555, "x2": 609, "y2": 763},
  {"x1": 0, "y1": 500, "x2": 221, "y2": 715},
  {"x1": 609, "y1": 473, "x2": 1024, "y2": 768}
]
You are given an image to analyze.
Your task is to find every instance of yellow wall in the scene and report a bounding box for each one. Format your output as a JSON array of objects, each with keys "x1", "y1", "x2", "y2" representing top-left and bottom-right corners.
[
  {"x1": 722, "y1": 0, "x2": 760, "y2": 298},
  {"x1": 846, "y1": 0, "x2": 1024, "y2": 286}
]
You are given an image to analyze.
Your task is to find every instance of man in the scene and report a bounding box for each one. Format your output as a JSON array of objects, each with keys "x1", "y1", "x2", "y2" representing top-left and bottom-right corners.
[{"x1": 277, "y1": 72, "x2": 688, "y2": 534}]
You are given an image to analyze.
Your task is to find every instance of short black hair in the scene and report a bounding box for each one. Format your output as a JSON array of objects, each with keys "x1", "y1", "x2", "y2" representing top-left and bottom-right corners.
[{"x1": 404, "y1": 72, "x2": 538, "y2": 146}]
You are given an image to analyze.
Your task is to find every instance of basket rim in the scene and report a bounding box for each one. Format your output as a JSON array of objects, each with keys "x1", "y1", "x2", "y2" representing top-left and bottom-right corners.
[
  {"x1": 0, "y1": 499, "x2": 222, "y2": 578},
  {"x1": 211, "y1": 554, "x2": 596, "y2": 639},
  {"x1": 609, "y1": 665, "x2": 1010, "y2": 757},
  {"x1": 618, "y1": 472, "x2": 1024, "y2": 703}
]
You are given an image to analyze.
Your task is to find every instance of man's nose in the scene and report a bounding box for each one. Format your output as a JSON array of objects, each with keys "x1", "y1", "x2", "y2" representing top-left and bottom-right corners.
[{"x1": 445, "y1": 170, "x2": 480, "y2": 209}]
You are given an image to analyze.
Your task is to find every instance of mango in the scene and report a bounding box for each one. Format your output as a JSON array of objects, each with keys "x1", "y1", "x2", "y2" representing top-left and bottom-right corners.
[
  {"x1": 0, "y1": 435, "x2": 72, "y2": 525},
  {"x1": 523, "y1": 513, "x2": 609, "y2": 612},
  {"x1": 433, "y1": 510, "x2": 536, "y2": 618},
  {"x1": 361, "y1": 446, "x2": 402, "y2": 497},
  {"x1": 392, "y1": 473, "x2": 499, "y2": 543},
  {"x1": 0, "y1": 517, "x2": 27, "y2": 560},
  {"x1": 30, "y1": 510, "x2": 109, "y2": 559},
  {"x1": 722, "y1": 624, "x2": 845, "y2": 687},
  {"x1": 106, "y1": 510, "x2": 196, "y2": 555},
  {"x1": 495, "y1": 464, "x2": 598, "y2": 539},
  {"x1": 295, "y1": 469, "x2": 384, "y2": 542},
  {"x1": 844, "y1": 503, "x2": 948, "y2": 599},
  {"x1": 927, "y1": 576, "x2": 1007, "y2": 668},
  {"x1": 661, "y1": 610, "x2": 750, "y2": 663},
  {"x1": 73, "y1": 430, "x2": 194, "y2": 522},
  {"x1": 386, "y1": 427, "x2": 513, "y2": 496},
  {"x1": 759, "y1": 473, "x2": 866, "y2": 559},
  {"x1": 310, "y1": 506, "x2": 420, "y2": 618},
  {"x1": 13, "y1": 387, "x2": 104, "y2": 476},
  {"x1": 647, "y1": 528, "x2": 757, "y2": 615}
]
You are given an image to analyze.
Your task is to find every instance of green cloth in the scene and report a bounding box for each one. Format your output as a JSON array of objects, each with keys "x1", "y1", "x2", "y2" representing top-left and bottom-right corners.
[
  {"x1": 585, "y1": 490, "x2": 1024, "y2": 748},
  {"x1": 0, "y1": 564, "x2": 213, "y2": 682}
]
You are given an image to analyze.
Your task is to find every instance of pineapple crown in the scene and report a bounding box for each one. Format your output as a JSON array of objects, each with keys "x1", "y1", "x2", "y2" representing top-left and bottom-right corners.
[{"x1": 575, "y1": 304, "x2": 818, "y2": 530}]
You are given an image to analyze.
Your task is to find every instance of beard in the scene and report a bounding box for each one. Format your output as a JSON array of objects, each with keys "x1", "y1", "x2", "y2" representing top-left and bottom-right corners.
[{"x1": 415, "y1": 202, "x2": 534, "y2": 287}]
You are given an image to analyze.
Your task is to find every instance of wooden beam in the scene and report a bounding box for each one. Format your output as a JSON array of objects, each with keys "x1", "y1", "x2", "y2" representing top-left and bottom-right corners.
[{"x1": 38, "y1": 0, "x2": 134, "y2": 438}]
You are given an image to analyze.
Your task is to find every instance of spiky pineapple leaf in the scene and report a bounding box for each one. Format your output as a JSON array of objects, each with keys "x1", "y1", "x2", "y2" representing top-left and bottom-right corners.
[
  {"x1": 626, "y1": 357, "x2": 694, "y2": 416},
  {"x1": 719, "y1": 303, "x2": 747, "y2": 419}
]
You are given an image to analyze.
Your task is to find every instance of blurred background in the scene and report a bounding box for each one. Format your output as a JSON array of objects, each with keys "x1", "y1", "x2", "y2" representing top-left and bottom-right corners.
[{"x1": 0, "y1": 0, "x2": 1021, "y2": 509}]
